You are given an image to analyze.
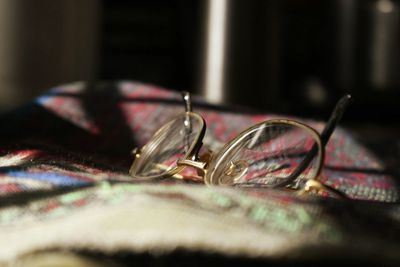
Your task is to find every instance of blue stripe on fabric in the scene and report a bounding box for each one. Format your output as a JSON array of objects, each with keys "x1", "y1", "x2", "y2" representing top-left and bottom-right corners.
[
  {"x1": 35, "y1": 86, "x2": 65, "y2": 105},
  {"x1": 35, "y1": 95, "x2": 51, "y2": 105},
  {"x1": 6, "y1": 171, "x2": 90, "y2": 187}
]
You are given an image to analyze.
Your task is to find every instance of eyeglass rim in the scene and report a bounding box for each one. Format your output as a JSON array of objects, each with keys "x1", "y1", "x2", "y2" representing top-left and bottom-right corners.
[
  {"x1": 129, "y1": 111, "x2": 206, "y2": 180},
  {"x1": 204, "y1": 118, "x2": 325, "y2": 186},
  {"x1": 130, "y1": 115, "x2": 325, "y2": 185}
]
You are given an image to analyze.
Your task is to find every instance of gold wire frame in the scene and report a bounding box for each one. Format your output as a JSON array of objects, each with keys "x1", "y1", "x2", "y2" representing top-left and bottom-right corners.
[
  {"x1": 203, "y1": 119, "x2": 324, "y2": 186},
  {"x1": 129, "y1": 114, "x2": 333, "y2": 194},
  {"x1": 129, "y1": 111, "x2": 206, "y2": 180},
  {"x1": 129, "y1": 92, "x2": 351, "y2": 198}
]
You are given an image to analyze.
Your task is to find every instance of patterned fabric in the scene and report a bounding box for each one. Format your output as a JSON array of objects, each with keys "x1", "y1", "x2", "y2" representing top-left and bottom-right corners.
[
  {"x1": 1, "y1": 183, "x2": 399, "y2": 264},
  {"x1": 0, "y1": 81, "x2": 396, "y2": 201},
  {"x1": 0, "y1": 81, "x2": 399, "y2": 264}
]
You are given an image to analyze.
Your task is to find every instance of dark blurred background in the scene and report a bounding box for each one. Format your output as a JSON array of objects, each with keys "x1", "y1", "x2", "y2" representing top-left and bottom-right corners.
[{"x1": 1, "y1": 0, "x2": 400, "y2": 124}]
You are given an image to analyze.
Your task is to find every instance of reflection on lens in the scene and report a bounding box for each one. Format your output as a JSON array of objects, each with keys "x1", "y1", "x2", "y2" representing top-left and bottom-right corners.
[
  {"x1": 130, "y1": 112, "x2": 204, "y2": 179},
  {"x1": 206, "y1": 120, "x2": 323, "y2": 187}
]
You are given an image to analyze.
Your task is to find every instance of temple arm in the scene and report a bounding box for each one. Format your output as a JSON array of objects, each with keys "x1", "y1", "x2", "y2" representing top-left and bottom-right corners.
[{"x1": 272, "y1": 94, "x2": 353, "y2": 188}]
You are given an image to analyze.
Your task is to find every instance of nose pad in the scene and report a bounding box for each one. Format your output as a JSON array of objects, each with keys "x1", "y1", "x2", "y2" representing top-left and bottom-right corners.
[{"x1": 220, "y1": 160, "x2": 249, "y2": 185}]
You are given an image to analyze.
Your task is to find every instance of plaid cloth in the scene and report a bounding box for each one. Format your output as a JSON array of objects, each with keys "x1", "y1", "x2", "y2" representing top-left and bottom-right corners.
[{"x1": 0, "y1": 81, "x2": 399, "y2": 264}]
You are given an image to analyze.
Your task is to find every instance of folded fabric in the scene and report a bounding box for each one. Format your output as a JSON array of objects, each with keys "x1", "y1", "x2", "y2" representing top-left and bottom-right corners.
[{"x1": 0, "y1": 81, "x2": 399, "y2": 265}]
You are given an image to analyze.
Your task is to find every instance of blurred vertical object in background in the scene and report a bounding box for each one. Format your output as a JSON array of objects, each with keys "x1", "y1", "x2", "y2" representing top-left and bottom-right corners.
[
  {"x1": 0, "y1": 0, "x2": 100, "y2": 112},
  {"x1": 329, "y1": 0, "x2": 400, "y2": 120},
  {"x1": 197, "y1": 0, "x2": 282, "y2": 111},
  {"x1": 363, "y1": 0, "x2": 400, "y2": 90},
  {"x1": 332, "y1": 0, "x2": 400, "y2": 92},
  {"x1": 199, "y1": 0, "x2": 230, "y2": 104}
]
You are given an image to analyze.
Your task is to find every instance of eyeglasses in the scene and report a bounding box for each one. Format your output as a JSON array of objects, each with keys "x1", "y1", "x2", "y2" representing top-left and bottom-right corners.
[{"x1": 129, "y1": 92, "x2": 352, "y2": 198}]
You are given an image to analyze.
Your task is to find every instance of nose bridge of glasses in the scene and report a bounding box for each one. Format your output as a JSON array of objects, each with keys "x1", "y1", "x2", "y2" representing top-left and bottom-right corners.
[
  {"x1": 177, "y1": 158, "x2": 207, "y2": 170},
  {"x1": 177, "y1": 159, "x2": 207, "y2": 178},
  {"x1": 177, "y1": 148, "x2": 213, "y2": 174}
]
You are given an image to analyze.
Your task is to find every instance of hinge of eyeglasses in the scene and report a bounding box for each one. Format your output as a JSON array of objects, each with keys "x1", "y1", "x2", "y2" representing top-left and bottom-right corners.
[
  {"x1": 298, "y1": 179, "x2": 346, "y2": 199},
  {"x1": 131, "y1": 148, "x2": 141, "y2": 161}
]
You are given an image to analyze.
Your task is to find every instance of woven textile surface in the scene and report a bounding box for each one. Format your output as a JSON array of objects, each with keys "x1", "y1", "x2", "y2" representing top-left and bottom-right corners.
[{"x1": 0, "y1": 81, "x2": 399, "y2": 264}]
